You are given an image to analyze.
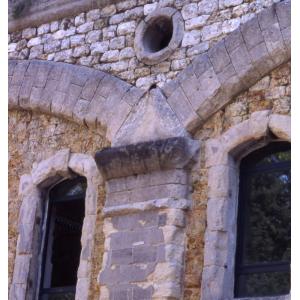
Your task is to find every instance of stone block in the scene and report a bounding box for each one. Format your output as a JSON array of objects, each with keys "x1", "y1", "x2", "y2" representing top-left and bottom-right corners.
[
  {"x1": 106, "y1": 190, "x2": 131, "y2": 207},
  {"x1": 59, "y1": 83, "x2": 83, "y2": 118},
  {"x1": 228, "y1": 42, "x2": 260, "y2": 87},
  {"x1": 182, "y1": 3, "x2": 198, "y2": 20},
  {"x1": 76, "y1": 21, "x2": 94, "y2": 34},
  {"x1": 77, "y1": 260, "x2": 91, "y2": 278},
  {"x1": 258, "y1": 4, "x2": 277, "y2": 31},
  {"x1": 120, "y1": 264, "x2": 154, "y2": 282},
  {"x1": 207, "y1": 198, "x2": 228, "y2": 231},
  {"x1": 37, "y1": 23, "x2": 50, "y2": 35},
  {"x1": 81, "y1": 75, "x2": 104, "y2": 101},
  {"x1": 101, "y1": 50, "x2": 120, "y2": 62},
  {"x1": 34, "y1": 62, "x2": 52, "y2": 88},
  {"x1": 167, "y1": 86, "x2": 201, "y2": 131},
  {"x1": 207, "y1": 165, "x2": 232, "y2": 198},
  {"x1": 201, "y1": 22, "x2": 222, "y2": 41},
  {"x1": 70, "y1": 34, "x2": 86, "y2": 47},
  {"x1": 164, "y1": 244, "x2": 184, "y2": 264},
  {"x1": 249, "y1": 110, "x2": 271, "y2": 139},
  {"x1": 87, "y1": 9, "x2": 100, "y2": 21},
  {"x1": 31, "y1": 149, "x2": 70, "y2": 186},
  {"x1": 16, "y1": 221, "x2": 34, "y2": 254},
  {"x1": 166, "y1": 209, "x2": 186, "y2": 227},
  {"x1": 85, "y1": 184, "x2": 98, "y2": 215},
  {"x1": 110, "y1": 36, "x2": 125, "y2": 50},
  {"x1": 276, "y1": 1, "x2": 290, "y2": 30},
  {"x1": 110, "y1": 227, "x2": 164, "y2": 250},
  {"x1": 162, "y1": 226, "x2": 184, "y2": 245},
  {"x1": 11, "y1": 61, "x2": 29, "y2": 86},
  {"x1": 75, "y1": 277, "x2": 90, "y2": 300},
  {"x1": 117, "y1": 21, "x2": 136, "y2": 35},
  {"x1": 205, "y1": 138, "x2": 228, "y2": 168},
  {"x1": 133, "y1": 286, "x2": 153, "y2": 300},
  {"x1": 19, "y1": 76, "x2": 33, "y2": 109},
  {"x1": 22, "y1": 27, "x2": 36, "y2": 39},
  {"x1": 201, "y1": 266, "x2": 226, "y2": 299},
  {"x1": 192, "y1": 53, "x2": 212, "y2": 78},
  {"x1": 29, "y1": 45, "x2": 44, "y2": 59},
  {"x1": 111, "y1": 248, "x2": 133, "y2": 265},
  {"x1": 72, "y1": 98, "x2": 90, "y2": 124},
  {"x1": 185, "y1": 15, "x2": 210, "y2": 30},
  {"x1": 9, "y1": 284, "x2": 26, "y2": 300},
  {"x1": 111, "y1": 285, "x2": 132, "y2": 300},
  {"x1": 261, "y1": 23, "x2": 287, "y2": 66},
  {"x1": 111, "y1": 210, "x2": 159, "y2": 230},
  {"x1": 121, "y1": 86, "x2": 145, "y2": 106},
  {"x1": 85, "y1": 30, "x2": 102, "y2": 43},
  {"x1": 181, "y1": 30, "x2": 201, "y2": 47},
  {"x1": 222, "y1": 18, "x2": 241, "y2": 34},
  {"x1": 282, "y1": 26, "x2": 291, "y2": 55},
  {"x1": 208, "y1": 40, "x2": 231, "y2": 74},
  {"x1": 269, "y1": 114, "x2": 291, "y2": 141},
  {"x1": 27, "y1": 36, "x2": 42, "y2": 47},
  {"x1": 73, "y1": 45, "x2": 90, "y2": 58},
  {"x1": 150, "y1": 169, "x2": 188, "y2": 186},
  {"x1": 8, "y1": 83, "x2": 21, "y2": 108},
  {"x1": 130, "y1": 184, "x2": 188, "y2": 203},
  {"x1": 8, "y1": 60, "x2": 17, "y2": 76},
  {"x1": 248, "y1": 42, "x2": 276, "y2": 77},
  {"x1": 224, "y1": 28, "x2": 244, "y2": 53},
  {"x1": 151, "y1": 281, "x2": 182, "y2": 299},
  {"x1": 133, "y1": 245, "x2": 157, "y2": 263},
  {"x1": 12, "y1": 255, "x2": 31, "y2": 284},
  {"x1": 241, "y1": 16, "x2": 264, "y2": 50}
]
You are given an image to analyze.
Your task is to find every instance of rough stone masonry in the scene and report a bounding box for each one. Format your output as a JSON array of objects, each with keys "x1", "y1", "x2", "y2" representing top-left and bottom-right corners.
[{"x1": 8, "y1": 0, "x2": 290, "y2": 299}]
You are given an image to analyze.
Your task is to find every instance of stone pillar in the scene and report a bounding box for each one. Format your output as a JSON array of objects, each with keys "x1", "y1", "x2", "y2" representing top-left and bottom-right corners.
[{"x1": 94, "y1": 137, "x2": 199, "y2": 300}]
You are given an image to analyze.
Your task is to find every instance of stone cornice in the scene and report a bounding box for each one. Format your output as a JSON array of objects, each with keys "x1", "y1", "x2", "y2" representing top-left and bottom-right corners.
[
  {"x1": 94, "y1": 137, "x2": 200, "y2": 180},
  {"x1": 8, "y1": 0, "x2": 123, "y2": 33}
]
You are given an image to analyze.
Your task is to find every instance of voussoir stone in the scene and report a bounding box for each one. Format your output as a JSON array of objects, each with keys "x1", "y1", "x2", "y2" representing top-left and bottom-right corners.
[{"x1": 31, "y1": 149, "x2": 70, "y2": 186}]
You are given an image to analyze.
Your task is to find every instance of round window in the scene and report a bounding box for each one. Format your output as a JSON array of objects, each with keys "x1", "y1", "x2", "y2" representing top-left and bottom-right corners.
[{"x1": 134, "y1": 7, "x2": 184, "y2": 65}]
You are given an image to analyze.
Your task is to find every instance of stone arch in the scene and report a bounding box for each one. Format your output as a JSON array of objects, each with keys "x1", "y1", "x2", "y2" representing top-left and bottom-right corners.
[
  {"x1": 201, "y1": 111, "x2": 290, "y2": 300},
  {"x1": 8, "y1": 59, "x2": 145, "y2": 142},
  {"x1": 9, "y1": 149, "x2": 102, "y2": 300},
  {"x1": 163, "y1": 0, "x2": 290, "y2": 134}
]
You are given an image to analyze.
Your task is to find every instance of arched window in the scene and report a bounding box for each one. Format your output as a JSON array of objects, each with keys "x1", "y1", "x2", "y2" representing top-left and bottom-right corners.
[
  {"x1": 38, "y1": 177, "x2": 87, "y2": 300},
  {"x1": 234, "y1": 142, "x2": 291, "y2": 297}
]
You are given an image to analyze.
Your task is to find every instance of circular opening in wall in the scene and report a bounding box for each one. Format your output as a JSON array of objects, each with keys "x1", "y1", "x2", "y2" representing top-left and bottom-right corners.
[
  {"x1": 134, "y1": 7, "x2": 184, "y2": 65},
  {"x1": 143, "y1": 17, "x2": 173, "y2": 53}
]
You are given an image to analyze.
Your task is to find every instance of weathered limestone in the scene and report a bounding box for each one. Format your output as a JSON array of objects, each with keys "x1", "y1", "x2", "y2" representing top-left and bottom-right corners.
[
  {"x1": 162, "y1": 1, "x2": 290, "y2": 134},
  {"x1": 134, "y1": 7, "x2": 184, "y2": 65},
  {"x1": 8, "y1": 59, "x2": 146, "y2": 143},
  {"x1": 201, "y1": 112, "x2": 291, "y2": 300},
  {"x1": 95, "y1": 137, "x2": 199, "y2": 299},
  {"x1": 9, "y1": 150, "x2": 102, "y2": 300}
]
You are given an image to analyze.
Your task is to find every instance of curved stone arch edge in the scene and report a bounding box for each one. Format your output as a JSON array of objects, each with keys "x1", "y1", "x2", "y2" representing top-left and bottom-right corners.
[
  {"x1": 162, "y1": 0, "x2": 291, "y2": 135},
  {"x1": 201, "y1": 111, "x2": 290, "y2": 300},
  {"x1": 8, "y1": 59, "x2": 146, "y2": 145},
  {"x1": 9, "y1": 149, "x2": 103, "y2": 300}
]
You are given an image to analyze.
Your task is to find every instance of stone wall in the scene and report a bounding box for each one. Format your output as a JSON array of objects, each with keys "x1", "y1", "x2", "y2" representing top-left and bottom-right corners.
[
  {"x1": 8, "y1": 109, "x2": 109, "y2": 299},
  {"x1": 8, "y1": 0, "x2": 282, "y2": 90},
  {"x1": 183, "y1": 61, "x2": 290, "y2": 300}
]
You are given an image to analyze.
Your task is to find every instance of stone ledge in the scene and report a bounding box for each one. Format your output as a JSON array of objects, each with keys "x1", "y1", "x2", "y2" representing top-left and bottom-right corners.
[
  {"x1": 103, "y1": 198, "x2": 192, "y2": 217},
  {"x1": 95, "y1": 137, "x2": 200, "y2": 180},
  {"x1": 8, "y1": 0, "x2": 123, "y2": 33}
]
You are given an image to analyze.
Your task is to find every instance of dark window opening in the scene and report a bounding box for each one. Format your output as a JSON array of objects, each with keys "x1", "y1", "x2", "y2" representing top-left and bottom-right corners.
[
  {"x1": 142, "y1": 17, "x2": 173, "y2": 53},
  {"x1": 234, "y1": 142, "x2": 291, "y2": 298},
  {"x1": 39, "y1": 177, "x2": 86, "y2": 300}
]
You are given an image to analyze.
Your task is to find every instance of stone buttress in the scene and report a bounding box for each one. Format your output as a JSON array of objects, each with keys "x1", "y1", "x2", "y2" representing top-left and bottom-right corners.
[{"x1": 94, "y1": 137, "x2": 199, "y2": 300}]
